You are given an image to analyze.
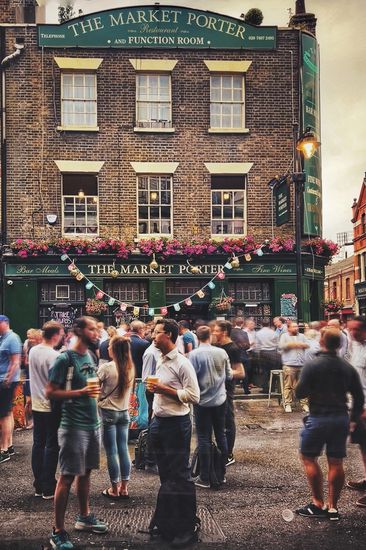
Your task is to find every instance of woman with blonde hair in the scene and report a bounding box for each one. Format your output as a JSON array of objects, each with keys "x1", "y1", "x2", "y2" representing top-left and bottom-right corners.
[{"x1": 97, "y1": 336, "x2": 135, "y2": 499}]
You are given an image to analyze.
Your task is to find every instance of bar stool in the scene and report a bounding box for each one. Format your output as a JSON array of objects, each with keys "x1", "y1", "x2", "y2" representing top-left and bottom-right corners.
[{"x1": 267, "y1": 369, "x2": 285, "y2": 409}]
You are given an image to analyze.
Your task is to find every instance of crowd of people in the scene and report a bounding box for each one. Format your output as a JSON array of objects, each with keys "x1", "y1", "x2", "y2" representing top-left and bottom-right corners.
[{"x1": 0, "y1": 313, "x2": 366, "y2": 548}]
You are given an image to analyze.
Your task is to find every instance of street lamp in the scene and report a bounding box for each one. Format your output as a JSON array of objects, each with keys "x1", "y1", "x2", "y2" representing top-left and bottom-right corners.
[{"x1": 292, "y1": 124, "x2": 320, "y2": 324}]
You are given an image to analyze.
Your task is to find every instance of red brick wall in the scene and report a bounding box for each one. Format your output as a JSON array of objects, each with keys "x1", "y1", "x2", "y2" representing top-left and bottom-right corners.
[{"x1": 3, "y1": 24, "x2": 301, "y2": 243}]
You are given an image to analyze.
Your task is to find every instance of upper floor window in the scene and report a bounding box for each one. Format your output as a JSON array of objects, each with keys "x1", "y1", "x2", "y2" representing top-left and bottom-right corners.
[
  {"x1": 362, "y1": 212, "x2": 366, "y2": 233},
  {"x1": 332, "y1": 281, "x2": 337, "y2": 300},
  {"x1": 210, "y1": 75, "x2": 244, "y2": 129},
  {"x1": 211, "y1": 175, "x2": 246, "y2": 236},
  {"x1": 136, "y1": 74, "x2": 172, "y2": 129},
  {"x1": 62, "y1": 174, "x2": 98, "y2": 236},
  {"x1": 345, "y1": 277, "x2": 351, "y2": 300},
  {"x1": 61, "y1": 73, "x2": 97, "y2": 128},
  {"x1": 138, "y1": 175, "x2": 172, "y2": 236}
]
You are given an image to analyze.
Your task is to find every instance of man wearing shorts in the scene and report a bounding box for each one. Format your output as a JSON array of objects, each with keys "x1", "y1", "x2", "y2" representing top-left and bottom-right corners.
[
  {"x1": 295, "y1": 328, "x2": 364, "y2": 521},
  {"x1": 0, "y1": 315, "x2": 22, "y2": 464},
  {"x1": 46, "y1": 317, "x2": 108, "y2": 550}
]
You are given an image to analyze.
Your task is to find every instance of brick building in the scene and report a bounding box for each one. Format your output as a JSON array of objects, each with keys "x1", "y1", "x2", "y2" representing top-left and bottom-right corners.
[
  {"x1": 352, "y1": 173, "x2": 366, "y2": 316},
  {"x1": 0, "y1": 1, "x2": 326, "y2": 337},
  {"x1": 324, "y1": 255, "x2": 355, "y2": 320}
]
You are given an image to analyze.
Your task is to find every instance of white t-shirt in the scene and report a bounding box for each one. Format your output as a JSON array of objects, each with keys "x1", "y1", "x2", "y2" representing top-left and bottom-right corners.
[
  {"x1": 97, "y1": 361, "x2": 134, "y2": 411},
  {"x1": 29, "y1": 344, "x2": 60, "y2": 412}
]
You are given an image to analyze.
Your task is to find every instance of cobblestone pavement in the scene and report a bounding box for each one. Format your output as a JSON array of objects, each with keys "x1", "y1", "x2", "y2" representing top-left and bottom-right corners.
[{"x1": 1, "y1": 399, "x2": 366, "y2": 549}]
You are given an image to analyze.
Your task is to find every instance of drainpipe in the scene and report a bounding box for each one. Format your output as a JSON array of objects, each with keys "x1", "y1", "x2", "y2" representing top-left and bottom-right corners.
[{"x1": 0, "y1": 36, "x2": 25, "y2": 311}]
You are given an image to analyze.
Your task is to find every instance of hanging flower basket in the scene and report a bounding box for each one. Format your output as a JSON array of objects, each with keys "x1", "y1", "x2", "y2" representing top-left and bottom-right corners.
[
  {"x1": 85, "y1": 298, "x2": 108, "y2": 316},
  {"x1": 209, "y1": 296, "x2": 234, "y2": 312},
  {"x1": 322, "y1": 299, "x2": 344, "y2": 315}
]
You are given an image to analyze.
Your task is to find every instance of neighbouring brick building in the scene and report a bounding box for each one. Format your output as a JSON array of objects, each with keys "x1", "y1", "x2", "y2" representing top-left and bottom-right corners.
[
  {"x1": 0, "y1": 0, "x2": 327, "y2": 337},
  {"x1": 324, "y1": 255, "x2": 355, "y2": 320},
  {"x1": 352, "y1": 173, "x2": 366, "y2": 316}
]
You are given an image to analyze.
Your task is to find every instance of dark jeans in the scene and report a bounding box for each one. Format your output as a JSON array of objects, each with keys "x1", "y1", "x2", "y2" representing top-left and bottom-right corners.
[
  {"x1": 145, "y1": 390, "x2": 156, "y2": 466},
  {"x1": 225, "y1": 397, "x2": 236, "y2": 456},
  {"x1": 150, "y1": 414, "x2": 192, "y2": 484},
  {"x1": 194, "y1": 402, "x2": 227, "y2": 483},
  {"x1": 32, "y1": 411, "x2": 59, "y2": 494}
]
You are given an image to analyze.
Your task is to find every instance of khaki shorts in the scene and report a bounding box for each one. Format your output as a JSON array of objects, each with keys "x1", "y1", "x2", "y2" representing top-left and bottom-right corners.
[{"x1": 58, "y1": 427, "x2": 101, "y2": 476}]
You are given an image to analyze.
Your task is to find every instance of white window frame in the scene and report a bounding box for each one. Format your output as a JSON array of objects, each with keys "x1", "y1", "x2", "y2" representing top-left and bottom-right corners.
[
  {"x1": 135, "y1": 73, "x2": 172, "y2": 129},
  {"x1": 61, "y1": 174, "x2": 99, "y2": 237},
  {"x1": 211, "y1": 187, "x2": 247, "y2": 237},
  {"x1": 61, "y1": 72, "x2": 98, "y2": 130},
  {"x1": 210, "y1": 74, "x2": 245, "y2": 130},
  {"x1": 55, "y1": 285, "x2": 70, "y2": 300},
  {"x1": 137, "y1": 174, "x2": 173, "y2": 237}
]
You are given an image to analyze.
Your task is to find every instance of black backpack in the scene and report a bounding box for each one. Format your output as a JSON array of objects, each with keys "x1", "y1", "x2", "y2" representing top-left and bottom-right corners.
[
  {"x1": 149, "y1": 479, "x2": 200, "y2": 542},
  {"x1": 134, "y1": 428, "x2": 149, "y2": 470},
  {"x1": 190, "y1": 442, "x2": 225, "y2": 490}
]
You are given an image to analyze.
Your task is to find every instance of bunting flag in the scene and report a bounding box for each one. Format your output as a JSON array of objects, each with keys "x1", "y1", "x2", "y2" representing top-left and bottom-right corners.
[{"x1": 61, "y1": 239, "x2": 269, "y2": 316}]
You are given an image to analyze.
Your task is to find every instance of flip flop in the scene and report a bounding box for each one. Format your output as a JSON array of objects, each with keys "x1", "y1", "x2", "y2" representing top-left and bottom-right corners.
[{"x1": 102, "y1": 489, "x2": 121, "y2": 500}]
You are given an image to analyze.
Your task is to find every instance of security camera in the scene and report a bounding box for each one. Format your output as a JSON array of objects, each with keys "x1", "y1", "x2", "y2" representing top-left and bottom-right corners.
[
  {"x1": 7, "y1": 280, "x2": 13, "y2": 286},
  {"x1": 46, "y1": 214, "x2": 58, "y2": 226}
]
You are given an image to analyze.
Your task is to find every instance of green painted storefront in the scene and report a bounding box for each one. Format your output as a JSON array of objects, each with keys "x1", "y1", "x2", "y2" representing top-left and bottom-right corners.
[{"x1": 2, "y1": 254, "x2": 325, "y2": 340}]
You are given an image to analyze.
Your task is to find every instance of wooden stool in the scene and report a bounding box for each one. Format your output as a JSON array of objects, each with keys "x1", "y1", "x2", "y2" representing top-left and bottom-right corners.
[{"x1": 267, "y1": 369, "x2": 285, "y2": 409}]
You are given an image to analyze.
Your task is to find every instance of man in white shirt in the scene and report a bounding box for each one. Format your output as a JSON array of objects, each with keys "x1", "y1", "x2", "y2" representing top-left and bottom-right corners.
[
  {"x1": 279, "y1": 321, "x2": 309, "y2": 413},
  {"x1": 147, "y1": 319, "x2": 200, "y2": 547},
  {"x1": 28, "y1": 321, "x2": 63, "y2": 498},
  {"x1": 346, "y1": 316, "x2": 366, "y2": 507}
]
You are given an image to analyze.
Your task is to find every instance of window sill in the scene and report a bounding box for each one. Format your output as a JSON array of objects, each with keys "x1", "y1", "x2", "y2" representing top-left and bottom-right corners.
[
  {"x1": 134, "y1": 127, "x2": 175, "y2": 133},
  {"x1": 138, "y1": 234, "x2": 173, "y2": 238},
  {"x1": 211, "y1": 235, "x2": 246, "y2": 240},
  {"x1": 57, "y1": 126, "x2": 99, "y2": 132},
  {"x1": 62, "y1": 233, "x2": 99, "y2": 238},
  {"x1": 208, "y1": 128, "x2": 250, "y2": 134}
]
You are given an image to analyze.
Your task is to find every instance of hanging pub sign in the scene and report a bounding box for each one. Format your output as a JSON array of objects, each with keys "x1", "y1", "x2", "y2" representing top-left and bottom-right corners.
[
  {"x1": 301, "y1": 33, "x2": 322, "y2": 236},
  {"x1": 274, "y1": 179, "x2": 290, "y2": 226},
  {"x1": 38, "y1": 6, "x2": 277, "y2": 49}
]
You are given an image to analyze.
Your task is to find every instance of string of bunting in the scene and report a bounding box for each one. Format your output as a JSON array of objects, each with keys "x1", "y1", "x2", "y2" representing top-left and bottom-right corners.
[{"x1": 60, "y1": 242, "x2": 267, "y2": 316}]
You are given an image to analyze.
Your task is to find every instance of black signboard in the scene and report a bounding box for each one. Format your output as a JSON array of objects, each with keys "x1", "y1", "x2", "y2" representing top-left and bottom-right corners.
[
  {"x1": 49, "y1": 304, "x2": 78, "y2": 328},
  {"x1": 275, "y1": 180, "x2": 290, "y2": 226},
  {"x1": 280, "y1": 293, "x2": 297, "y2": 320}
]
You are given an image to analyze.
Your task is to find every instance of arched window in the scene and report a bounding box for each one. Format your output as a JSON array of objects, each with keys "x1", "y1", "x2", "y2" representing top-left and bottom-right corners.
[{"x1": 362, "y1": 212, "x2": 366, "y2": 234}]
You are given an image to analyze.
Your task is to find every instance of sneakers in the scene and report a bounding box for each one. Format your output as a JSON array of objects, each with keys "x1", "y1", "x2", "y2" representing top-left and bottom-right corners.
[
  {"x1": 226, "y1": 454, "x2": 236, "y2": 467},
  {"x1": 347, "y1": 479, "x2": 366, "y2": 491},
  {"x1": 285, "y1": 404, "x2": 292, "y2": 413},
  {"x1": 50, "y1": 529, "x2": 74, "y2": 550},
  {"x1": 0, "y1": 450, "x2": 10, "y2": 464},
  {"x1": 42, "y1": 492, "x2": 55, "y2": 500},
  {"x1": 328, "y1": 508, "x2": 340, "y2": 521},
  {"x1": 194, "y1": 476, "x2": 210, "y2": 489},
  {"x1": 356, "y1": 496, "x2": 366, "y2": 508},
  {"x1": 295, "y1": 503, "x2": 328, "y2": 519},
  {"x1": 75, "y1": 513, "x2": 108, "y2": 533},
  {"x1": 7, "y1": 445, "x2": 15, "y2": 456}
]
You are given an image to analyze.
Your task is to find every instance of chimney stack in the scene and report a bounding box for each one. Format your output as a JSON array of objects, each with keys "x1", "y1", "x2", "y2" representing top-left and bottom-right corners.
[{"x1": 289, "y1": 0, "x2": 317, "y2": 36}]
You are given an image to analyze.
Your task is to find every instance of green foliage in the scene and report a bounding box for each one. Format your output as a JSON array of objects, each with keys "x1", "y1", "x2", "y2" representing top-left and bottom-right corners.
[
  {"x1": 244, "y1": 8, "x2": 264, "y2": 26},
  {"x1": 58, "y1": 4, "x2": 75, "y2": 24}
]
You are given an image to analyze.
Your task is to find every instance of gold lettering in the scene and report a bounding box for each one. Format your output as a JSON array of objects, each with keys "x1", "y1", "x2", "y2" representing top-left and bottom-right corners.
[
  {"x1": 171, "y1": 10, "x2": 181, "y2": 23},
  {"x1": 235, "y1": 25, "x2": 245, "y2": 39},
  {"x1": 68, "y1": 22, "x2": 80, "y2": 37},
  {"x1": 226, "y1": 22, "x2": 236, "y2": 36},
  {"x1": 161, "y1": 10, "x2": 170, "y2": 23},
  {"x1": 187, "y1": 12, "x2": 196, "y2": 26},
  {"x1": 207, "y1": 16, "x2": 217, "y2": 30},
  {"x1": 80, "y1": 19, "x2": 95, "y2": 34},
  {"x1": 136, "y1": 10, "x2": 148, "y2": 23},
  {"x1": 110, "y1": 13, "x2": 125, "y2": 26},
  {"x1": 148, "y1": 10, "x2": 160, "y2": 23},
  {"x1": 93, "y1": 17, "x2": 104, "y2": 31},
  {"x1": 126, "y1": 11, "x2": 137, "y2": 24},
  {"x1": 88, "y1": 264, "x2": 97, "y2": 275},
  {"x1": 120, "y1": 265, "x2": 131, "y2": 275}
]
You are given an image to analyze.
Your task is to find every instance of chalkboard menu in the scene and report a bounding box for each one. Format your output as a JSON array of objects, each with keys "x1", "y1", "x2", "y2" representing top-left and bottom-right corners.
[
  {"x1": 49, "y1": 304, "x2": 79, "y2": 328},
  {"x1": 280, "y1": 293, "x2": 297, "y2": 320}
]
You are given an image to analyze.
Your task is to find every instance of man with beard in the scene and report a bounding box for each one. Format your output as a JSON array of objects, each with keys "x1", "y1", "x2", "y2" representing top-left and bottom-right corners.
[{"x1": 46, "y1": 317, "x2": 108, "y2": 550}]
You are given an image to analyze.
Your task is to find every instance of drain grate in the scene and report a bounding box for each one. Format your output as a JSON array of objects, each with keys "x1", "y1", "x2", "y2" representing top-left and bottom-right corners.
[{"x1": 86, "y1": 506, "x2": 226, "y2": 544}]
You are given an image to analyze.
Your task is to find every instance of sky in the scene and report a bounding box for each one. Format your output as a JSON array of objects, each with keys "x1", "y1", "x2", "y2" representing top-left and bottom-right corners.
[{"x1": 42, "y1": 0, "x2": 366, "y2": 243}]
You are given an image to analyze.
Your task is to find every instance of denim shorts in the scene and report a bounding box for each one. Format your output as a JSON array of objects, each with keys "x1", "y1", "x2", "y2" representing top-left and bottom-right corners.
[
  {"x1": 58, "y1": 427, "x2": 101, "y2": 476},
  {"x1": 300, "y1": 414, "x2": 349, "y2": 459}
]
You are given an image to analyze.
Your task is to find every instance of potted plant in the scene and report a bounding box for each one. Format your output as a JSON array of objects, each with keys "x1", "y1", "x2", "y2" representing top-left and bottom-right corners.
[
  {"x1": 209, "y1": 295, "x2": 234, "y2": 312},
  {"x1": 85, "y1": 298, "x2": 108, "y2": 317}
]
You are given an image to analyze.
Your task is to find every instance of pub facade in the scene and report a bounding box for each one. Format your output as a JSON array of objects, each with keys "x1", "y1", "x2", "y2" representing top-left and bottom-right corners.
[{"x1": 0, "y1": 1, "x2": 329, "y2": 338}]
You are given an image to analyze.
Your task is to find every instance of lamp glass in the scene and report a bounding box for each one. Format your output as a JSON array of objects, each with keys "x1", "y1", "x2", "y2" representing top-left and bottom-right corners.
[{"x1": 78, "y1": 189, "x2": 85, "y2": 199}]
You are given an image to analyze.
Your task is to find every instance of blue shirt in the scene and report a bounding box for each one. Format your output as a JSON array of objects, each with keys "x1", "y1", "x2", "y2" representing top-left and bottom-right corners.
[
  {"x1": 0, "y1": 330, "x2": 22, "y2": 383},
  {"x1": 188, "y1": 343, "x2": 232, "y2": 407},
  {"x1": 182, "y1": 331, "x2": 196, "y2": 354}
]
